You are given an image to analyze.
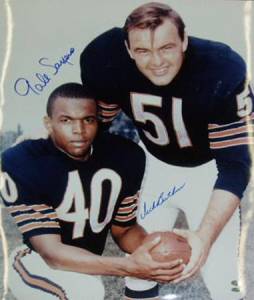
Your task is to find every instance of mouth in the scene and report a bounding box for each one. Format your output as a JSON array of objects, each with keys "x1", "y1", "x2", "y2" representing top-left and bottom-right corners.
[
  {"x1": 150, "y1": 67, "x2": 169, "y2": 76},
  {"x1": 70, "y1": 140, "x2": 88, "y2": 147}
]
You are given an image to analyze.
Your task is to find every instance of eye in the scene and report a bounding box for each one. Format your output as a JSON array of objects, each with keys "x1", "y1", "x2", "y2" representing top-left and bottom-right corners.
[
  {"x1": 84, "y1": 117, "x2": 96, "y2": 124},
  {"x1": 163, "y1": 44, "x2": 174, "y2": 51},
  {"x1": 135, "y1": 49, "x2": 149, "y2": 55},
  {"x1": 60, "y1": 118, "x2": 71, "y2": 123}
]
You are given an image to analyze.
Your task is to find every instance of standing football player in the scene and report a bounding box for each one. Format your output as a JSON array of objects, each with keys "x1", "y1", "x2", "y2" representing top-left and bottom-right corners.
[
  {"x1": 80, "y1": 2, "x2": 253, "y2": 300},
  {"x1": 0, "y1": 83, "x2": 184, "y2": 300}
]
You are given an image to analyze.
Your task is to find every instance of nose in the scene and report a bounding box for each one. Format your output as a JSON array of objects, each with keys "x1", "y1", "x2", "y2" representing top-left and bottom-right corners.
[
  {"x1": 150, "y1": 51, "x2": 163, "y2": 67},
  {"x1": 72, "y1": 120, "x2": 84, "y2": 134}
]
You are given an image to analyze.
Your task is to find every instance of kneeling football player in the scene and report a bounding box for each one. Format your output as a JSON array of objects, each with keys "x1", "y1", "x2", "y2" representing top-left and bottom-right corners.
[{"x1": 0, "y1": 83, "x2": 184, "y2": 300}]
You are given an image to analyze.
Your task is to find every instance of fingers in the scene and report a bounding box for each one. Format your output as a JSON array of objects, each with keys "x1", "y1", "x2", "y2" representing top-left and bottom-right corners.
[
  {"x1": 170, "y1": 229, "x2": 206, "y2": 283},
  {"x1": 133, "y1": 230, "x2": 208, "y2": 284},
  {"x1": 143, "y1": 259, "x2": 185, "y2": 283},
  {"x1": 172, "y1": 228, "x2": 189, "y2": 239},
  {"x1": 152, "y1": 263, "x2": 185, "y2": 276},
  {"x1": 156, "y1": 258, "x2": 183, "y2": 270},
  {"x1": 173, "y1": 241, "x2": 204, "y2": 282},
  {"x1": 145, "y1": 264, "x2": 185, "y2": 283},
  {"x1": 172, "y1": 261, "x2": 201, "y2": 283},
  {"x1": 151, "y1": 272, "x2": 183, "y2": 283},
  {"x1": 182, "y1": 245, "x2": 201, "y2": 274}
]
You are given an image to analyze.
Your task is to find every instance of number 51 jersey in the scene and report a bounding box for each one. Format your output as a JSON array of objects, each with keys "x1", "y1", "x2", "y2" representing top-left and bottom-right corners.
[
  {"x1": 0, "y1": 133, "x2": 146, "y2": 255},
  {"x1": 81, "y1": 27, "x2": 254, "y2": 199}
]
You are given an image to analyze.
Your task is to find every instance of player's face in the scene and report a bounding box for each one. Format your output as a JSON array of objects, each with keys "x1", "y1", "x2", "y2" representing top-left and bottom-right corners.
[
  {"x1": 126, "y1": 19, "x2": 188, "y2": 86},
  {"x1": 44, "y1": 97, "x2": 98, "y2": 160}
]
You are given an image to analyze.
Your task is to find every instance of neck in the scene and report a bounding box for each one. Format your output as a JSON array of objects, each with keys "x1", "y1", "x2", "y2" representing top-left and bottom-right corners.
[{"x1": 50, "y1": 138, "x2": 93, "y2": 161}]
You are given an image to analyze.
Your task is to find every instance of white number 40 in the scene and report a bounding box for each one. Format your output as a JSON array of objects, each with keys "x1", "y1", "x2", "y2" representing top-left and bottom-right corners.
[{"x1": 56, "y1": 169, "x2": 122, "y2": 239}]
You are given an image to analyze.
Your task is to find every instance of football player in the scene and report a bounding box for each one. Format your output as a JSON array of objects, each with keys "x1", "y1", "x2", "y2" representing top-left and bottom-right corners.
[
  {"x1": 0, "y1": 83, "x2": 184, "y2": 300},
  {"x1": 80, "y1": 2, "x2": 253, "y2": 300}
]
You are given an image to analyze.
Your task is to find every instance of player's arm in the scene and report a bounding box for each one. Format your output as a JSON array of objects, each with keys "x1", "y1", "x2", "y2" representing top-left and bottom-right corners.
[
  {"x1": 29, "y1": 233, "x2": 129, "y2": 276},
  {"x1": 174, "y1": 80, "x2": 254, "y2": 282},
  {"x1": 97, "y1": 100, "x2": 121, "y2": 130},
  {"x1": 173, "y1": 190, "x2": 240, "y2": 283},
  {"x1": 108, "y1": 143, "x2": 184, "y2": 281},
  {"x1": 30, "y1": 230, "x2": 183, "y2": 281},
  {"x1": 111, "y1": 224, "x2": 184, "y2": 282},
  {"x1": 111, "y1": 223, "x2": 147, "y2": 253},
  {"x1": 80, "y1": 29, "x2": 123, "y2": 130}
]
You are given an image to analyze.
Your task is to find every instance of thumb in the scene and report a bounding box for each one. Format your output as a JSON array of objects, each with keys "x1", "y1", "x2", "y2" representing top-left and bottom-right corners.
[
  {"x1": 173, "y1": 229, "x2": 189, "y2": 239},
  {"x1": 141, "y1": 235, "x2": 161, "y2": 251}
]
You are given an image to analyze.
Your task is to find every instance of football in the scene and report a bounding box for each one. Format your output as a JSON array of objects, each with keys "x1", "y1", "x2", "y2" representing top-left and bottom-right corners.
[{"x1": 143, "y1": 231, "x2": 191, "y2": 264}]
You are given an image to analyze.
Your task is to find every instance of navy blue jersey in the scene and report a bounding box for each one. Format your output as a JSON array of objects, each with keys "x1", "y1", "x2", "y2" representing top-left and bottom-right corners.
[
  {"x1": 80, "y1": 27, "x2": 253, "y2": 198},
  {"x1": 0, "y1": 133, "x2": 146, "y2": 255}
]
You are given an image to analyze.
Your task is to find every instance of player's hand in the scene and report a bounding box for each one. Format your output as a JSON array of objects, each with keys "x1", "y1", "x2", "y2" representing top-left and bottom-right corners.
[
  {"x1": 171, "y1": 229, "x2": 210, "y2": 283},
  {"x1": 127, "y1": 235, "x2": 185, "y2": 283}
]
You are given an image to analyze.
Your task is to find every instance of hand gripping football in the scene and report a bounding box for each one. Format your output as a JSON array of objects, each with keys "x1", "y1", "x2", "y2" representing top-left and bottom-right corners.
[{"x1": 144, "y1": 231, "x2": 191, "y2": 265}]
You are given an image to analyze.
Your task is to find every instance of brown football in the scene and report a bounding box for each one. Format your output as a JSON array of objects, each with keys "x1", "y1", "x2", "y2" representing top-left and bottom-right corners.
[{"x1": 143, "y1": 231, "x2": 191, "y2": 265}]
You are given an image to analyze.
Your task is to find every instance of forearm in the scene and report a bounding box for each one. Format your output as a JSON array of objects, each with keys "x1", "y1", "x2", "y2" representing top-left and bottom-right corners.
[
  {"x1": 31, "y1": 235, "x2": 130, "y2": 277},
  {"x1": 197, "y1": 189, "x2": 240, "y2": 247},
  {"x1": 50, "y1": 243, "x2": 132, "y2": 276},
  {"x1": 36, "y1": 232, "x2": 185, "y2": 283},
  {"x1": 112, "y1": 224, "x2": 147, "y2": 253}
]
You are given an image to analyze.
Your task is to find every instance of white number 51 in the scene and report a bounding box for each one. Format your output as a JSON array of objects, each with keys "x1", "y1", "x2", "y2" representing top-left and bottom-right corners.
[{"x1": 236, "y1": 84, "x2": 253, "y2": 118}]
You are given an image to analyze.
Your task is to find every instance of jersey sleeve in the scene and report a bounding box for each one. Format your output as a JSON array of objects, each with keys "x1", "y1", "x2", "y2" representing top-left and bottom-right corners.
[
  {"x1": 112, "y1": 142, "x2": 146, "y2": 226},
  {"x1": 0, "y1": 149, "x2": 61, "y2": 242},
  {"x1": 80, "y1": 28, "x2": 124, "y2": 125},
  {"x1": 208, "y1": 80, "x2": 254, "y2": 198},
  {"x1": 97, "y1": 100, "x2": 121, "y2": 125},
  {"x1": 113, "y1": 192, "x2": 140, "y2": 226}
]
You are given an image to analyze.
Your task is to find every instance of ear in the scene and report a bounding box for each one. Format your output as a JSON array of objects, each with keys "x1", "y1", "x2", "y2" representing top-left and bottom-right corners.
[
  {"x1": 43, "y1": 116, "x2": 53, "y2": 134},
  {"x1": 182, "y1": 31, "x2": 188, "y2": 52},
  {"x1": 124, "y1": 40, "x2": 134, "y2": 59}
]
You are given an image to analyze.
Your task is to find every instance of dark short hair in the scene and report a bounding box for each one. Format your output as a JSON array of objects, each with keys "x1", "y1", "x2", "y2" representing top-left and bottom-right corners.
[
  {"x1": 47, "y1": 83, "x2": 96, "y2": 116},
  {"x1": 123, "y1": 2, "x2": 185, "y2": 45}
]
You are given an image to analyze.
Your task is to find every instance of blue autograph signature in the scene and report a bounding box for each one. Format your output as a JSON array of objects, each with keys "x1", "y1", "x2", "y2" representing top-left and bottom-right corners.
[
  {"x1": 14, "y1": 47, "x2": 75, "y2": 96},
  {"x1": 140, "y1": 183, "x2": 186, "y2": 220}
]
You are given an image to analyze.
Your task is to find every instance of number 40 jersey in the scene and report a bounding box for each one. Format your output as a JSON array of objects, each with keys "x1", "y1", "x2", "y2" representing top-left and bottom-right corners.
[
  {"x1": 81, "y1": 27, "x2": 254, "y2": 199},
  {"x1": 0, "y1": 133, "x2": 146, "y2": 255}
]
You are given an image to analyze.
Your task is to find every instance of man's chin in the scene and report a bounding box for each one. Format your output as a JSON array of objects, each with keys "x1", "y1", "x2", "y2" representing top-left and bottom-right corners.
[
  {"x1": 149, "y1": 75, "x2": 173, "y2": 86},
  {"x1": 68, "y1": 149, "x2": 89, "y2": 161}
]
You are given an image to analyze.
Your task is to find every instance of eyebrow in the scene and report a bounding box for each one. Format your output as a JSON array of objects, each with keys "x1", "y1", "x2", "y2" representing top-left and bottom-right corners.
[
  {"x1": 57, "y1": 114, "x2": 96, "y2": 119},
  {"x1": 133, "y1": 42, "x2": 176, "y2": 52},
  {"x1": 161, "y1": 42, "x2": 176, "y2": 47},
  {"x1": 133, "y1": 47, "x2": 149, "y2": 51}
]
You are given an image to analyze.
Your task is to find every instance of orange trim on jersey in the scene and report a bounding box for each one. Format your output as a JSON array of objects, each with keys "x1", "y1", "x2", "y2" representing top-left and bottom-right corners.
[
  {"x1": 7, "y1": 204, "x2": 51, "y2": 214},
  {"x1": 114, "y1": 211, "x2": 136, "y2": 222},
  {"x1": 117, "y1": 203, "x2": 137, "y2": 214},
  {"x1": 19, "y1": 221, "x2": 60, "y2": 234},
  {"x1": 209, "y1": 125, "x2": 253, "y2": 138},
  {"x1": 100, "y1": 117, "x2": 116, "y2": 123},
  {"x1": 14, "y1": 211, "x2": 57, "y2": 223},
  {"x1": 121, "y1": 193, "x2": 139, "y2": 205},
  {"x1": 208, "y1": 113, "x2": 254, "y2": 130},
  {"x1": 98, "y1": 101, "x2": 119, "y2": 109},
  {"x1": 13, "y1": 248, "x2": 68, "y2": 300},
  {"x1": 210, "y1": 137, "x2": 254, "y2": 149},
  {"x1": 100, "y1": 109, "x2": 121, "y2": 117}
]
